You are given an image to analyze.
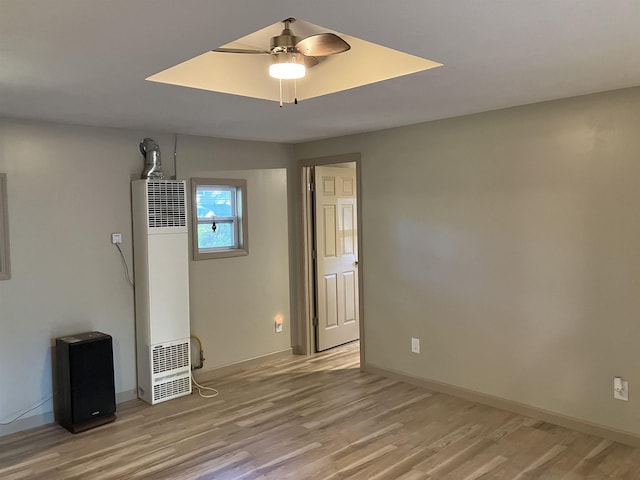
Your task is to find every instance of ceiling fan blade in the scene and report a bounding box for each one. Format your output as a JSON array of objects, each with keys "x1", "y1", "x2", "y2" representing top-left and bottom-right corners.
[
  {"x1": 212, "y1": 48, "x2": 270, "y2": 54},
  {"x1": 296, "y1": 33, "x2": 350, "y2": 56},
  {"x1": 302, "y1": 55, "x2": 320, "y2": 68}
]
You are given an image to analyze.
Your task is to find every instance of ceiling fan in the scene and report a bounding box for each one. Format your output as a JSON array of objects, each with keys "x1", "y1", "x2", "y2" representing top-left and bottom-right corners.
[
  {"x1": 147, "y1": 17, "x2": 442, "y2": 105},
  {"x1": 213, "y1": 17, "x2": 351, "y2": 106}
]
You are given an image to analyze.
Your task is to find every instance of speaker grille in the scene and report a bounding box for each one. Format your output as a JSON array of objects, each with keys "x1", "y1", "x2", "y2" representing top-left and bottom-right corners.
[
  {"x1": 152, "y1": 341, "x2": 190, "y2": 374},
  {"x1": 147, "y1": 181, "x2": 186, "y2": 229},
  {"x1": 56, "y1": 332, "x2": 116, "y2": 430},
  {"x1": 153, "y1": 376, "x2": 190, "y2": 402}
]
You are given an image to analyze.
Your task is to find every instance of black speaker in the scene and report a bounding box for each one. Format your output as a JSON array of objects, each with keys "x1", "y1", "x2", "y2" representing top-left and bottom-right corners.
[{"x1": 55, "y1": 331, "x2": 116, "y2": 433}]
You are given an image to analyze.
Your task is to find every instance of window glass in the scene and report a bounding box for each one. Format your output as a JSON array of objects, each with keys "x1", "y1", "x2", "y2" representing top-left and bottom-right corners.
[
  {"x1": 197, "y1": 221, "x2": 234, "y2": 249},
  {"x1": 196, "y1": 187, "x2": 233, "y2": 219}
]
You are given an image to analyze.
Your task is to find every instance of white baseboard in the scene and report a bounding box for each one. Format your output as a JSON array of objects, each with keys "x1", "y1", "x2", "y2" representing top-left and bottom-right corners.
[{"x1": 364, "y1": 363, "x2": 640, "y2": 448}]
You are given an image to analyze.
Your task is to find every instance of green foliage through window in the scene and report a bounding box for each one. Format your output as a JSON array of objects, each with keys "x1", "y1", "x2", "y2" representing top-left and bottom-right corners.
[{"x1": 197, "y1": 222, "x2": 233, "y2": 249}]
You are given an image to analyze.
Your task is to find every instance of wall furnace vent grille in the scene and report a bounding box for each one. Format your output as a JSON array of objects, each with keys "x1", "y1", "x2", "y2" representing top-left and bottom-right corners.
[
  {"x1": 152, "y1": 342, "x2": 190, "y2": 374},
  {"x1": 147, "y1": 181, "x2": 186, "y2": 228},
  {"x1": 153, "y1": 376, "x2": 190, "y2": 402}
]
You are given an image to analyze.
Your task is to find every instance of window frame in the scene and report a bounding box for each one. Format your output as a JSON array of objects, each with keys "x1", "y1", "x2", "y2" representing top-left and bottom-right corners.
[
  {"x1": 0, "y1": 173, "x2": 10, "y2": 280},
  {"x1": 191, "y1": 178, "x2": 248, "y2": 260}
]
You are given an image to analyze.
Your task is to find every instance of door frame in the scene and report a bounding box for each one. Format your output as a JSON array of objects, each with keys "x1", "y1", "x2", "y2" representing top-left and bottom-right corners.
[{"x1": 297, "y1": 153, "x2": 365, "y2": 366}]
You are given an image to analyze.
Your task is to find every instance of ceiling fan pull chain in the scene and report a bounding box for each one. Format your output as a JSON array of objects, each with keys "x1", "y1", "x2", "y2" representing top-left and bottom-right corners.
[
  {"x1": 279, "y1": 78, "x2": 283, "y2": 108},
  {"x1": 294, "y1": 79, "x2": 298, "y2": 104}
]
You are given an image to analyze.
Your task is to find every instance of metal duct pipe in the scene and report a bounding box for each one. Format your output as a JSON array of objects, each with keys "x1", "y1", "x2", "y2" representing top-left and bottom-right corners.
[{"x1": 139, "y1": 138, "x2": 164, "y2": 180}]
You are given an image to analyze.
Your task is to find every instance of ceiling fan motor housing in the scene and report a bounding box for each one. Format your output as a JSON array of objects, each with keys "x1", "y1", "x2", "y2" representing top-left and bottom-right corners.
[{"x1": 271, "y1": 31, "x2": 300, "y2": 53}]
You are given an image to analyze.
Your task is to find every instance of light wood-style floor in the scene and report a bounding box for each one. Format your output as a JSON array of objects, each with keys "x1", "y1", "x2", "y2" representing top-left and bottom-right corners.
[{"x1": 2, "y1": 342, "x2": 640, "y2": 479}]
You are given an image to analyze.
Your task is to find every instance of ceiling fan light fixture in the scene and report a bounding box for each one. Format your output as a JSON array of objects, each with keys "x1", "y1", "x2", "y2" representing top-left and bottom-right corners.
[
  {"x1": 269, "y1": 53, "x2": 306, "y2": 80},
  {"x1": 269, "y1": 62, "x2": 305, "y2": 79}
]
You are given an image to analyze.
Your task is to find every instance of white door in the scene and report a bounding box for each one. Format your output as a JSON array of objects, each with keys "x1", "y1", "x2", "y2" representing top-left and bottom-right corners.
[{"x1": 314, "y1": 165, "x2": 359, "y2": 351}]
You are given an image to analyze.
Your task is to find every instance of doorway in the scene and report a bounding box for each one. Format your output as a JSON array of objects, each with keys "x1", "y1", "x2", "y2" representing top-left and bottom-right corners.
[{"x1": 299, "y1": 153, "x2": 364, "y2": 363}]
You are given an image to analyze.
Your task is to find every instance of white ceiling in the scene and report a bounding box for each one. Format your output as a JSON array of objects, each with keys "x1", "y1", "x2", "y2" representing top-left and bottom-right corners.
[{"x1": 1, "y1": 1, "x2": 639, "y2": 144}]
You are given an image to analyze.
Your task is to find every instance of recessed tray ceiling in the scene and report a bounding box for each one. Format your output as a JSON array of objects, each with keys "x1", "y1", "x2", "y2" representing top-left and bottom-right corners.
[{"x1": 147, "y1": 18, "x2": 442, "y2": 104}]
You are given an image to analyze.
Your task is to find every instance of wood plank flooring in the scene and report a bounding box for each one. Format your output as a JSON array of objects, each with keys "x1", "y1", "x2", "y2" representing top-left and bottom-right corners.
[{"x1": 2, "y1": 342, "x2": 640, "y2": 479}]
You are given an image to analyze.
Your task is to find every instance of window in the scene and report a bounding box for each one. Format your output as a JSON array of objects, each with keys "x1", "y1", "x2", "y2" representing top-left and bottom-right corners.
[
  {"x1": 0, "y1": 173, "x2": 10, "y2": 280},
  {"x1": 191, "y1": 178, "x2": 248, "y2": 259}
]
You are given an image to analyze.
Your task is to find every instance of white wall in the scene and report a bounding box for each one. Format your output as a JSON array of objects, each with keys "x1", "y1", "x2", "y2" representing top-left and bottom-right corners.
[
  {"x1": 0, "y1": 121, "x2": 295, "y2": 436},
  {"x1": 294, "y1": 86, "x2": 640, "y2": 437}
]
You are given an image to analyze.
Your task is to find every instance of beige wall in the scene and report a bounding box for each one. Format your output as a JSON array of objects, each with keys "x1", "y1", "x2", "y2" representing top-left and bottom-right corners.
[
  {"x1": 0, "y1": 121, "x2": 295, "y2": 435},
  {"x1": 294, "y1": 86, "x2": 640, "y2": 436},
  {"x1": 0, "y1": 120, "x2": 155, "y2": 435},
  {"x1": 5, "y1": 85, "x2": 640, "y2": 438},
  {"x1": 176, "y1": 135, "x2": 294, "y2": 368}
]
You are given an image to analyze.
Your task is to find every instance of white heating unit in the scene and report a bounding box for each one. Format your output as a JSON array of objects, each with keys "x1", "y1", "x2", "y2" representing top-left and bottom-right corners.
[{"x1": 132, "y1": 179, "x2": 191, "y2": 404}]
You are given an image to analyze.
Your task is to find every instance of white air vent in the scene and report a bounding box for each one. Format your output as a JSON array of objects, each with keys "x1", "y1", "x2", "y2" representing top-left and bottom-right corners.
[
  {"x1": 152, "y1": 342, "x2": 190, "y2": 374},
  {"x1": 153, "y1": 376, "x2": 191, "y2": 402},
  {"x1": 147, "y1": 181, "x2": 186, "y2": 229}
]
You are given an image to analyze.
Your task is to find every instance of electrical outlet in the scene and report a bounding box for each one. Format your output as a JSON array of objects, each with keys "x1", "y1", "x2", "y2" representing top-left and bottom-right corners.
[
  {"x1": 111, "y1": 233, "x2": 122, "y2": 245},
  {"x1": 274, "y1": 314, "x2": 284, "y2": 333},
  {"x1": 411, "y1": 337, "x2": 420, "y2": 354},
  {"x1": 614, "y1": 377, "x2": 629, "y2": 401}
]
